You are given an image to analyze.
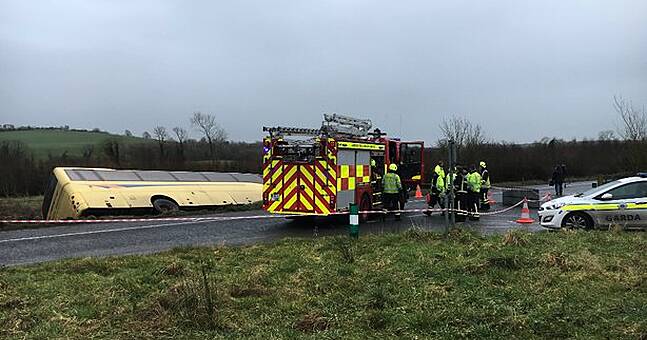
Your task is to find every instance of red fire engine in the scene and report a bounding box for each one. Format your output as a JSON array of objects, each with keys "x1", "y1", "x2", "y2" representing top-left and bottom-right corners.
[{"x1": 262, "y1": 114, "x2": 424, "y2": 216}]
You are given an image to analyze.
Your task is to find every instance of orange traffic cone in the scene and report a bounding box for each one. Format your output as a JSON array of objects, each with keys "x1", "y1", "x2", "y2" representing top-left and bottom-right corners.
[
  {"x1": 415, "y1": 185, "x2": 423, "y2": 199},
  {"x1": 516, "y1": 198, "x2": 535, "y2": 224}
]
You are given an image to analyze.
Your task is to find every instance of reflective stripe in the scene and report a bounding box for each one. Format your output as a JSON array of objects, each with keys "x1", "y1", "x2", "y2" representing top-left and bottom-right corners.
[
  {"x1": 561, "y1": 204, "x2": 618, "y2": 211},
  {"x1": 338, "y1": 141, "x2": 385, "y2": 151}
]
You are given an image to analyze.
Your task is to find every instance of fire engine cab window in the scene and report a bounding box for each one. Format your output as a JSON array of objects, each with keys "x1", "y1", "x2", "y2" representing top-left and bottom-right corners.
[
  {"x1": 400, "y1": 144, "x2": 422, "y2": 164},
  {"x1": 604, "y1": 182, "x2": 647, "y2": 200}
]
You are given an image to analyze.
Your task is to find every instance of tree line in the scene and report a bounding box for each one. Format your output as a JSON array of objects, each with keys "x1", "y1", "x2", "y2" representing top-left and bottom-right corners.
[
  {"x1": 2, "y1": 96, "x2": 646, "y2": 196},
  {"x1": 0, "y1": 112, "x2": 259, "y2": 197}
]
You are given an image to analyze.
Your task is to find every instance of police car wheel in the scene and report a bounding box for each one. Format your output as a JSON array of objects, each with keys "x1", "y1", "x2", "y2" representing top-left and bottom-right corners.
[{"x1": 561, "y1": 212, "x2": 593, "y2": 230}]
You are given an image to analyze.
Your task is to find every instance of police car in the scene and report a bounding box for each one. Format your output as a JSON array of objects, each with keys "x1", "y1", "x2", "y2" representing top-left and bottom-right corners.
[{"x1": 539, "y1": 174, "x2": 647, "y2": 230}]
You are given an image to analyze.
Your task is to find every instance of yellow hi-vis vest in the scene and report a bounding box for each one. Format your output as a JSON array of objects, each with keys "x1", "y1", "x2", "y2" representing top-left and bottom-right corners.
[
  {"x1": 481, "y1": 169, "x2": 491, "y2": 189},
  {"x1": 467, "y1": 172, "x2": 482, "y2": 192},
  {"x1": 382, "y1": 172, "x2": 402, "y2": 194}
]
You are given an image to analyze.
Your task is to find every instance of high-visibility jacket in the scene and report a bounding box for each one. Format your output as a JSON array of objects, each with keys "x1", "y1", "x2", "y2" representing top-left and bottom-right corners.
[
  {"x1": 436, "y1": 175, "x2": 445, "y2": 194},
  {"x1": 445, "y1": 173, "x2": 455, "y2": 191},
  {"x1": 434, "y1": 165, "x2": 445, "y2": 179},
  {"x1": 382, "y1": 172, "x2": 402, "y2": 194},
  {"x1": 467, "y1": 172, "x2": 482, "y2": 192},
  {"x1": 481, "y1": 169, "x2": 491, "y2": 189}
]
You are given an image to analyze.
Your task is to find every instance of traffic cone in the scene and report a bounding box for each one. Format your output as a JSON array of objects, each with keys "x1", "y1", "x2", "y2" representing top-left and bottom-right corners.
[
  {"x1": 515, "y1": 198, "x2": 535, "y2": 224},
  {"x1": 415, "y1": 185, "x2": 423, "y2": 199}
]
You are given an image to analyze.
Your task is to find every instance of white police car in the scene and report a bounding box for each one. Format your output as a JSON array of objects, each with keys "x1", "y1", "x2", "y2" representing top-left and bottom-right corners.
[{"x1": 539, "y1": 174, "x2": 647, "y2": 229}]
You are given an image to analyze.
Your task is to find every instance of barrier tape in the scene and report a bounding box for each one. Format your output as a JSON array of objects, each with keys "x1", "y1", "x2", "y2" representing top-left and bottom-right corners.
[{"x1": 0, "y1": 193, "x2": 554, "y2": 225}]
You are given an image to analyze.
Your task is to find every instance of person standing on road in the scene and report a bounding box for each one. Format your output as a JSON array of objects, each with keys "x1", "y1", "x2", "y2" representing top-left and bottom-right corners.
[
  {"x1": 454, "y1": 166, "x2": 469, "y2": 221},
  {"x1": 552, "y1": 165, "x2": 564, "y2": 197},
  {"x1": 466, "y1": 165, "x2": 482, "y2": 220},
  {"x1": 383, "y1": 163, "x2": 403, "y2": 220},
  {"x1": 428, "y1": 161, "x2": 446, "y2": 212},
  {"x1": 479, "y1": 161, "x2": 491, "y2": 211}
]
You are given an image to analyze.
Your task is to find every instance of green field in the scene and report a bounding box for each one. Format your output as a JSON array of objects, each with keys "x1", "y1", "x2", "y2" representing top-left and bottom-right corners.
[
  {"x1": 1, "y1": 229, "x2": 645, "y2": 338},
  {"x1": 0, "y1": 129, "x2": 149, "y2": 159}
]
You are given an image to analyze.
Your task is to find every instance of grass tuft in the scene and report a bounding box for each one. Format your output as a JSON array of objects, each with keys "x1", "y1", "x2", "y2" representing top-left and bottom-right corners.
[{"x1": 293, "y1": 313, "x2": 330, "y2": 333}]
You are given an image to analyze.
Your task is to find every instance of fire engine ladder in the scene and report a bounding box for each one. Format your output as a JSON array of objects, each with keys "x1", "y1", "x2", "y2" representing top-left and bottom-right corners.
[
  {"x1": 262, "y1": 126, "x2": 321, "y2": 138},
  {"x1": 322, "y1": 113, "x2": 372, "y2": 138}
]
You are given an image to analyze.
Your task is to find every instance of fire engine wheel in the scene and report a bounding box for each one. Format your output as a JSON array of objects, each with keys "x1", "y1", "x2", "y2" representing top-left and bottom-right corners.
[
  {"x1": 359, "y1": 194, "x2": 372, "y2": 222},
  {"x1": 152, "y1": 198, "x2": 179, "y2": 214},
  {"x1": 561, "y1": 212, "x2": 593, "y2": 230}
]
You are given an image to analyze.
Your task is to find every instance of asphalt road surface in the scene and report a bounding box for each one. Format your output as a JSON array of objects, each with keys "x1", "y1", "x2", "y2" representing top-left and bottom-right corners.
[{"x1": 0, "y1": 182, "x2": 594, "y2": 266}]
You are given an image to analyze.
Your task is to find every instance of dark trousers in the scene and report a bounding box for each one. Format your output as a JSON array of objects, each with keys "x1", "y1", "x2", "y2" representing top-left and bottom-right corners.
[
  {"x1": 384, "y1": 193, "x2": 401, "y2": 217},
  {"x1": 455, "y1": 192, "x2": 468, "y2": 221},
  {"x1": 429, "y1": 193, "x2": 445, "y2": 209},
  {"x1": 554, "y1": 182, "x2": 563, "y2": 196},
  {"x1": 480, "y1": 188, "x2": 490, "y2": 210},
  {"x1": 468, "y1": 191, "x2": 480, "y2": 214}
]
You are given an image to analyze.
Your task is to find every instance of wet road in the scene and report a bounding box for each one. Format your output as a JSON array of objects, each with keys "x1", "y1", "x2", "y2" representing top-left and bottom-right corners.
[{"x1": 0, "y1": 182, "x2": 594, "y2": 266}]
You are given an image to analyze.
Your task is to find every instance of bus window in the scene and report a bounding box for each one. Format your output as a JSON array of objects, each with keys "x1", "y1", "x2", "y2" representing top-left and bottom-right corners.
[
  {"x1": 67, "y1": 169, "x2": 102, "y2": 181},
  {"x1": 96, "y1": 170, "x2": 141, "y2": 181},
  {"x1": 172, "y1": 172, "x2": 209, "y2": 182},
  {"x1": 136, "y1": 171, "x2": 176, "y2": 181}
]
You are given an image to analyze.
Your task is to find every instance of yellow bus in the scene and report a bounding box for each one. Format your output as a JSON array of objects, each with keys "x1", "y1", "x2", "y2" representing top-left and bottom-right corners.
[{"x1": 42, "y1": 167, "x2": 262, "y2": 220}]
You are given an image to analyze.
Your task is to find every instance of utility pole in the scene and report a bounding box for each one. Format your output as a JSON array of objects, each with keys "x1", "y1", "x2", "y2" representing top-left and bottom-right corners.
[{"x1": 445, "y1": 139, "x2": 457, "y2": 234}]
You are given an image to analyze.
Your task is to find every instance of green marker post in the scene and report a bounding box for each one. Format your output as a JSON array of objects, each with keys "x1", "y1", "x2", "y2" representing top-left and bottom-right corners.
[{"x1": 349, "y1": 203, "x2": 359, "y2": 239}]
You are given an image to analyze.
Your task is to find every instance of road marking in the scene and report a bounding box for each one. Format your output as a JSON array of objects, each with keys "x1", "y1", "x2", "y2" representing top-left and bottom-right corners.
[{"x1": 0, "y1": 220, "x2": 210, "y2": 244}]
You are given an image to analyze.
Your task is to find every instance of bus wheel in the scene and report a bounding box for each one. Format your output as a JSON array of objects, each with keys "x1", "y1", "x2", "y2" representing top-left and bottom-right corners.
[
  {"x1": 153, "y1": 198, "x2": 179, "y2": 214},
  {"x1": 360, "y1": 194, "x2": 372, "y2": 222}
]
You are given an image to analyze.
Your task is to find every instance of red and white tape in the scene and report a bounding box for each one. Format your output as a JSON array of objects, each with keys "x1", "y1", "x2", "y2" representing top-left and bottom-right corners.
[{"x1": 0, "y1": 196, "x2": 546, "y2": 225}]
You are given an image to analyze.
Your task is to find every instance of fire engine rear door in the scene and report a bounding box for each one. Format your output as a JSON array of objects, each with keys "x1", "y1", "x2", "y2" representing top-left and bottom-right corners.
[{"x1": 296, "y1": 164, "x2": 316, "y2": 213}]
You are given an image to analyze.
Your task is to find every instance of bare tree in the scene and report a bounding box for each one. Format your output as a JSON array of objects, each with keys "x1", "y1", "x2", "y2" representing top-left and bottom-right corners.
[
  {"x1": 172, "y1": 127, "x2": 189, "y2": 160},
  {"x1": 598, "y1": 130, "x2": 616, "y2": 141},
  {"x1": 438, "y1": 115, "x2": 487, "y2": 147},
  {"x1": 614, "y1": 95, "x2": 647, "y2": 141},
  {"x1": 191, "y1": 112, "x2": 227, "y2": 163},
  {"x1": 153, "y1": 126, "x2": 169, "y2": 158},
  {"x1": 172, "y1": 127, "x2": 188, "y2": 144}
]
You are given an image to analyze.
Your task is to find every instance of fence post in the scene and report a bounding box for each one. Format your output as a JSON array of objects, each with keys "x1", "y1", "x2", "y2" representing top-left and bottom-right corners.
[{"x1": 349, "y1": 203, "x2": 359, "y2": 239}]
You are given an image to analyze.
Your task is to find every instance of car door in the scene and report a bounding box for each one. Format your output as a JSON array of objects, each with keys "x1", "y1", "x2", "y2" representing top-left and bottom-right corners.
[{"x1": 594, "y1": 181, "x2": 647, "y2": 228}]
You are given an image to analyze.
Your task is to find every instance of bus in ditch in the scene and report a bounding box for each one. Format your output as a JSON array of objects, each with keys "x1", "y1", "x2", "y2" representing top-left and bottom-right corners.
[{"x1": 42, "y1": 167, "x2": 262, "y2": 220}]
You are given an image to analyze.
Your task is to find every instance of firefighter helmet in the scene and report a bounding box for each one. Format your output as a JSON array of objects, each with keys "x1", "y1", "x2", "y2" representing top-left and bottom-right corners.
[
  {"x1": 388, "y1": 163, "x2": 398, "y2": 172},
  {"x1": 480, "y1": 161, "x2": 486, "y2": 168}
]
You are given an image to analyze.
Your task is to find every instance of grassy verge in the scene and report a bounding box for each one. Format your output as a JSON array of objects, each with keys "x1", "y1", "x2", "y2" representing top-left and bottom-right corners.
[
  {"x1": 0, "y1": 196, "x2": 42, "y2": 220},
  {"x1": 1, "y1": 230, "x2": 645, "y2": 338}
]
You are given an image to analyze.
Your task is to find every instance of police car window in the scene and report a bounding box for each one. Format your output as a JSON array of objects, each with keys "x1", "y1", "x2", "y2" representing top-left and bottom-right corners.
[{"x1": 605, "y1": 182, "x2": 647, "y2": 200}]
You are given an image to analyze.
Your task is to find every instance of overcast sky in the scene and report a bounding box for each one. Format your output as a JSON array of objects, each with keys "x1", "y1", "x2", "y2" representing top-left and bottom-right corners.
[{"x1": 1, "y1": 0, "x2": 646, "y2": 144}]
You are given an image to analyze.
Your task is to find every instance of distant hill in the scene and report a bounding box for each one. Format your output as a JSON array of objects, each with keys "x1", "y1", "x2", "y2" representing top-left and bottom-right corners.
[{"x1": 0, "y1": 129, "x2": 150, "y2": 159}]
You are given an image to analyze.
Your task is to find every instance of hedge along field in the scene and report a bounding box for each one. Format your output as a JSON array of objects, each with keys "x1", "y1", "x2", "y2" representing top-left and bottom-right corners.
[
  {"x1": 1, "y1": 229, "x2": 645, "y2": 339},
  {"x1": 0, "y1": 130, "x2": 147, "y2": 159}
]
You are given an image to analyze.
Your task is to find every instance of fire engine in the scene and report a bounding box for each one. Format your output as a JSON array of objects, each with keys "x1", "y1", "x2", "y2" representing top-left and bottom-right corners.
[{"x1": 262, "y1": 113, "x2": 424, "y2": 216}]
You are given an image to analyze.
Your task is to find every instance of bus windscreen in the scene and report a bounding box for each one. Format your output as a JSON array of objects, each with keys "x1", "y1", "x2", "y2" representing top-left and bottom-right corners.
[{"x1": 41, "y1": 175, "x2": 58, "y2": 218}]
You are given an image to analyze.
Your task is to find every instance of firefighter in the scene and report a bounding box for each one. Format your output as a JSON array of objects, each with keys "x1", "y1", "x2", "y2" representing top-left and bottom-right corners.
[
  {"x1": 454, "y1": 166, "x2": 469, "y2": 222},
  {"x1": 425, "y1": 163, "x2": 446, "y2": 216},
  {"x1": 466, "y1": 165, "x2": 482, "y2": 220},
  {"x1": 382, "y1": 163, "x2": 403, "y2": 220},
  {"x1": 444, "y1": 166, "x2": 457, "y2": 216},
  {"x1": 429, "y1": 161, "x2": 446, "y2": 210},
  {"x1": 479, "y1": 161, "x2": 491, "y2": 210}
]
